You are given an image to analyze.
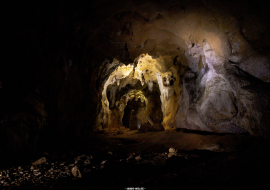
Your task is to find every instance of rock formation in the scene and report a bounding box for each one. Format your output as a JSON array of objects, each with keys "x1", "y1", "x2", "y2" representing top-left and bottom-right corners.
[{"x1": 1, "y1": 0, "x2": 270, "y2": 155}]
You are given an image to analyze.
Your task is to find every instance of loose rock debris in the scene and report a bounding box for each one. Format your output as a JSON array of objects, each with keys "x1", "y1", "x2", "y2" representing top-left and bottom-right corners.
[
  {"x1": 0, "y1": 148, "x2": 193, "y2": 188},
  {"x1": 0, "y1": 145, "x2": 269, "y2": 189}
]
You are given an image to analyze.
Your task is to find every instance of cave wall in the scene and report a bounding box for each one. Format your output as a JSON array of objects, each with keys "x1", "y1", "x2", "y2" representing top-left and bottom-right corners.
[{"x1": 2, "y1": 0, "x2": 270, "y2": 154}]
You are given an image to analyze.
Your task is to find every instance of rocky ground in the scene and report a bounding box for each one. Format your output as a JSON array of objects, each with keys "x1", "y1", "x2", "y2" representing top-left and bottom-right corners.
[{"x1": 1, "y1": 130, "x2": 270, "y2": 189}]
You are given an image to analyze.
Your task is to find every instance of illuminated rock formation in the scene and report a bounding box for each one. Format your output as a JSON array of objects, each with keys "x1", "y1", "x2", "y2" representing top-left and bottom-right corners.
[{"x1": 2, "y1": 0, "x2": 270, "y2": 155}]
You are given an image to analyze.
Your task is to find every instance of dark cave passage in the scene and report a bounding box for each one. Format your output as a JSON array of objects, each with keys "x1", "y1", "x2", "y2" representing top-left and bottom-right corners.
[{"x1": 122, "y1": 98, "x2": 143, "y2": 129}]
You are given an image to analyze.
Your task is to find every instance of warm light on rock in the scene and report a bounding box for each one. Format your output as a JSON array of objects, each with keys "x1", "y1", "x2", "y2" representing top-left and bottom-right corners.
[
  {"x1": 97, "y1": 54, "x2": 183, "y2": 131},
  {"x1": 1, "y1": 0, "x2": 270, "y2": 188}
]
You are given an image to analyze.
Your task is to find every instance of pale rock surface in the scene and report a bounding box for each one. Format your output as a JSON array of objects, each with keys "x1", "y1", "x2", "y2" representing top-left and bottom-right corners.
[
  {"x1": 32, "y1": 157, "x2": 47, "y2": 166},
  {"x1": 168, "y1": 148, "x2": 177, "y2": 158},
  {"x1": 71, "y1": 166, "x2": 82, "y2": 178}
]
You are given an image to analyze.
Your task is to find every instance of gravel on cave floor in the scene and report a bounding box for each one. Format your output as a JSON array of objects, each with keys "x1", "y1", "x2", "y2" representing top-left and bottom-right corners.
[{"x1": 1, "y1": 131, "x2": 270, "y2": 189}]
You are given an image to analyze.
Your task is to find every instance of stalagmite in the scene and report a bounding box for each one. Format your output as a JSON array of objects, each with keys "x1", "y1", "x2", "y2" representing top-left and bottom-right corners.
[
  {"x1": 165, "y1": 74, "x2": 170, "y2": 86},
  {"x1": 156, "y1": 72, "x2": 163, "y2": 94}
]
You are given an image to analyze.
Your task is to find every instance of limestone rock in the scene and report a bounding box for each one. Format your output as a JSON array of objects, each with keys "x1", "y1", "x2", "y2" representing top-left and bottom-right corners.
[
  {"x1": 196, "y1": 70, "x2": 237, "y2": 120},
  {"x1": 168, "y1": 148, "x2": 177, "y2": 158},
  {"x1": 71, "y1": 166, "x2": 82, "y2": 178},
  {"x1": 32, "y1": 157, "x2": 47, "y2": 166},
  {"x1": 84, "y1": 159, "x2": 90, "y2": 165},
  {"x1": 168, "y1": 152, "x2": 177, "y2": 158},
  {"x1": 169, "y1": 148, "x2": 177, "y2": 153},
  {"x1": 152, "y1": 123, "x2": 164, "y2": 131},
  {"x1": 135, "y1": 155, "x2": 141, "y2": 161},
  {"x1": 176, "y1": 60, "x2": 270, "y2": 136},
  {"x1": 100, "y1": 160, "x2": 107, "y2": 165}
]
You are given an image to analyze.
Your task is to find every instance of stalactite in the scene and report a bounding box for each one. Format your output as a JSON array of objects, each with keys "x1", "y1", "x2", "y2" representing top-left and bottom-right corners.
[
  {"x1": 141, "y1": 72, "x2": 145, "y2": 86},
  {"x1": 148, "y1": 80, "x2": 153, "y2": 91},
  {"x1": 164, "y1": 88, "x2": 169, "y2": 100},
  {"x1": 165, "y1": 74, "x2": 170, "y2": 86},
  {"x1": 156, "y1": 72, "x2": 166, "y2": 115},
  {"x1": 111, "y1": 76, "x2": 116, "y2": 84}
]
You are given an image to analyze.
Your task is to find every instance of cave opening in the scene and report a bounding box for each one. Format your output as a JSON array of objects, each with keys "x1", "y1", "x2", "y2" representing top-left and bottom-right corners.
[
  {"x1": 104, "y1": 67, "x2": 165, "y2": 132},
  {"x1": 122, "y1": 98, "x2": 145, "y2": 129},
  {"x1": 97, "y1": 53, "x2": 181, "y2": 131}
]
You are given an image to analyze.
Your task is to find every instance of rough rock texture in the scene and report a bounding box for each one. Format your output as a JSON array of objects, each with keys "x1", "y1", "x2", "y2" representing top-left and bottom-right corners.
[
  {"x1": 176, "y1": 57, "x2": 270, "y2": 136},
  {"x1": 32, "y1": 157, "x2": 47, "y2": 166},
  {"x1": 97, "y1": 54, "x2": 182, "y2": 130},
  {"x1": 71, "y1": 166, "x2": 82, "y2": 178},
  {"x1": 1, "y1": 132, "x2": 270, "y2": 189},
  {"x1": 2, "y1": 0, "x2": 270, "y2": 154}
]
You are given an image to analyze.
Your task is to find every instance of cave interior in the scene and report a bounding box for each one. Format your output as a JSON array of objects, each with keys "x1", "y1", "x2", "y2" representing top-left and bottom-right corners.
[{"x1": 1, "y1": 0, "x2": 270, "y2": 189}]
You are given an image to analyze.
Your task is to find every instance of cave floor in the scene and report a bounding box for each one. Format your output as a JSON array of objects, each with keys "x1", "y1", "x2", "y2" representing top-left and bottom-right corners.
[
  {"x1": 100, "y1": 128, "x2": 248, "y2": 153},
  {"x1": 1, "y1": 129, "x2": 270, "y2": 189}
]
